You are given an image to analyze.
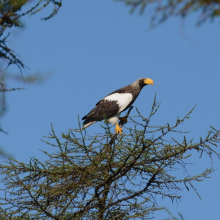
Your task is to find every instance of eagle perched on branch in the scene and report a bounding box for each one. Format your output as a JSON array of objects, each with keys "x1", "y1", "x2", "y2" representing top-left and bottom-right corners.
[{"x1": 81, "y1": 78, "x2": 154, "y2": 134}]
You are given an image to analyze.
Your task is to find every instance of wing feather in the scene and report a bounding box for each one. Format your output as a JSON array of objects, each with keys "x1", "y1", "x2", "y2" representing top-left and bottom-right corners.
[
  {"x1": 82, "y1": 100, "x2": 119, "y2": 123},
  {"x1": 82, "y1": 93, "x2": 133, "y2": 125}
]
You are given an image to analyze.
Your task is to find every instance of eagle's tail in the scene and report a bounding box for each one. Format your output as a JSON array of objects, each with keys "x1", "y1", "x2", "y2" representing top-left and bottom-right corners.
[{"x1": 79, "y1": 118, "x2": 97, "y2": 132}]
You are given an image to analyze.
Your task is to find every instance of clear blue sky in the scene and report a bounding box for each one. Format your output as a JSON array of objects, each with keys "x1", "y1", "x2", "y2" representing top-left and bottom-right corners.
[{"x1": 1, "y1": 1, "x2": 220, "y2": 219}]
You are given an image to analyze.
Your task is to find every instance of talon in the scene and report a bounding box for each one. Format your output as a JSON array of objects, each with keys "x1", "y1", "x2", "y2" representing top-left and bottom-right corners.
[
  {"x1": 119, "y1": 116, "x2": 128, "y2": 123},
  {"x1": 115, "y1": 123, "x2": 123, "y2": 134}
]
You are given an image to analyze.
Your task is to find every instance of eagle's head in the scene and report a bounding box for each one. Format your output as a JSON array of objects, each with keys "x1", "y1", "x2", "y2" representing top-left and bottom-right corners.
[{"x1": 136, "y1": 78, "x2": 154, "y2": 88}]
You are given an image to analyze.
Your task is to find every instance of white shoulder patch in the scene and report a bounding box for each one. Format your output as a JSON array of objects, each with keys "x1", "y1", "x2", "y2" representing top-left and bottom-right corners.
[{"x1": 104, "y1": 93, "x2": 133, "y2": 112}]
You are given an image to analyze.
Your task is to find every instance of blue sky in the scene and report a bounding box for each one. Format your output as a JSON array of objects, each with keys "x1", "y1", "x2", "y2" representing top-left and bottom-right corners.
[{"x1": 1, "y1": 1, "x2": 220, "y2": 219}]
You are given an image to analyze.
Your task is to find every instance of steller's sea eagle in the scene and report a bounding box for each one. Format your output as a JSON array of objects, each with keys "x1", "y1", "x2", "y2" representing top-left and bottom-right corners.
[{"x1": 81, "y1": 78, "x2": 154, "y2": 134}]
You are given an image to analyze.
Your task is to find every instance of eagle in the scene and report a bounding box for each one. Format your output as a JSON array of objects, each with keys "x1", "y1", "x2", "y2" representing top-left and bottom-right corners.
[{"x1": 81, "y1": 78, "x2": 154, "y2": 134}]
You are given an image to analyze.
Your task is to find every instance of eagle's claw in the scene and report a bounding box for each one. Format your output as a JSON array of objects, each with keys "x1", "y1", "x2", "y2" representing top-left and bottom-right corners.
[{"x1": 115, "y1": 123, "x2": 123, "y2": 134}]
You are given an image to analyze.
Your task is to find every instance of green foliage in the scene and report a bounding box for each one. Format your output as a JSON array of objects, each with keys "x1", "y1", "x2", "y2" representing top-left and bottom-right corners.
[
  {"x1": 0, "y1": 75, "x2": 24, "y2": 134},
  {"x1": 118, "y1": 0, "x2": 220, "y2": 26},
  {"x1": 163, "y1": 208, "x2": 185, "y2": 220},
  {"x1": 0, "y1": 0, "x2": 62, "y2": 104},
  {"x1": 0, "y1": 0, "x2": 62, "y2": 142},
  {"x1": 0, "y1": 77, "x2": 7, "y2": 135},
  {"x1": 0, "y1": 0, "x2": 62, "y2": 70},
  {"x1": 0, "y1": 97, "x2": 219, "y2": 219}
]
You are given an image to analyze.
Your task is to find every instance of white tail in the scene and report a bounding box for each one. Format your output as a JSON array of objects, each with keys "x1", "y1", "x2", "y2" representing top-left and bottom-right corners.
[{"x1": 79, "y1": 121, "x2": 97, "y2": 132}]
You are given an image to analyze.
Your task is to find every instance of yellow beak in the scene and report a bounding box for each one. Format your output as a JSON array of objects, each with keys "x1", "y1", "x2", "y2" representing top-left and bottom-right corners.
[{"x1": 144, "y1": 78, "x2": 154, "y2": 85}]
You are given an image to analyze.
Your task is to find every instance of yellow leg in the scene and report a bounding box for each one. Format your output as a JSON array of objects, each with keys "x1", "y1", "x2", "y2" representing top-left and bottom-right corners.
[
  {"x1": 119, "y1": 116, "x2": 128, "y2": 123},
  {"x1": 114, "y1": 123, "x2": 123, "y2": 134}
]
